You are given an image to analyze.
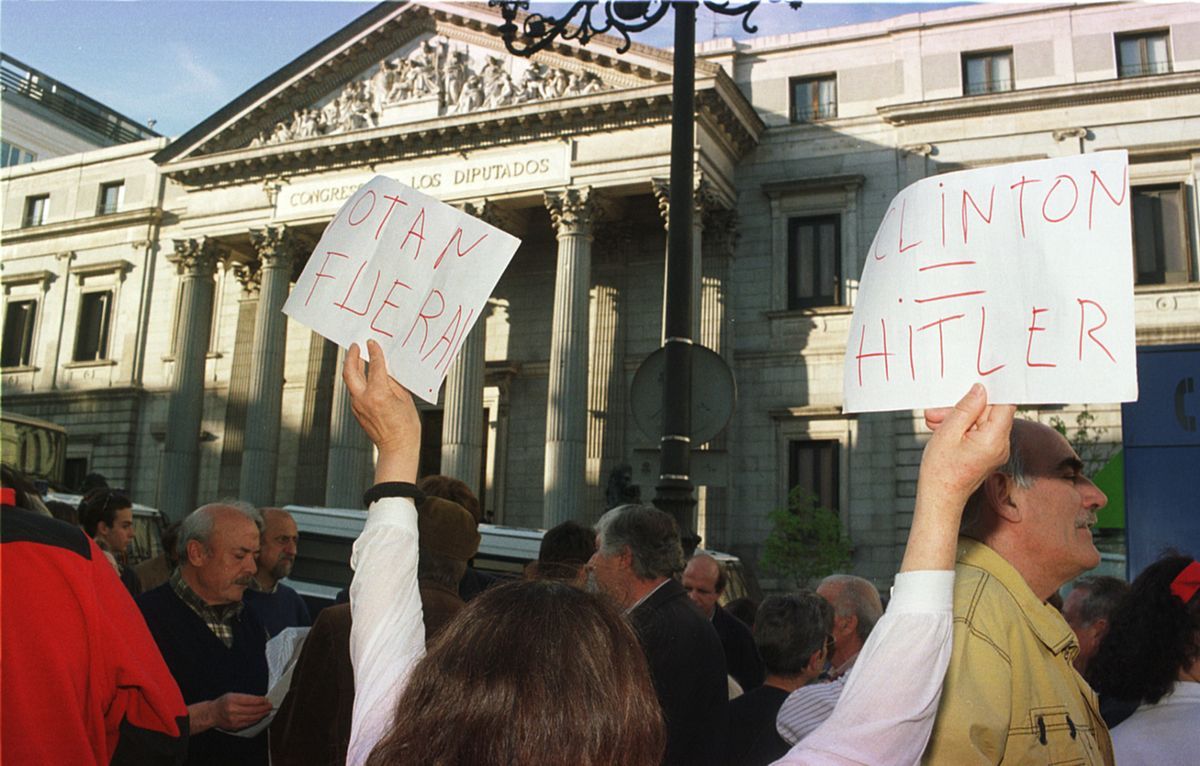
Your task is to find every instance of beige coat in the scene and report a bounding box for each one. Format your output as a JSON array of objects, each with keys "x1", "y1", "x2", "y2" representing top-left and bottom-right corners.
[{"x1": 923, "y1": 539, "x2": 1114, "y2": 765}]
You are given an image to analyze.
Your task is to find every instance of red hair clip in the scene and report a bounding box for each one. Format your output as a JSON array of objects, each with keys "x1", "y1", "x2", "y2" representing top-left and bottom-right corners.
[
  {"x1": 1170, "y1": 560, "x2": 1200, "y2": 604},
  {"x1": 1, "y1": 487, "x2": 16, "y2": 506}
]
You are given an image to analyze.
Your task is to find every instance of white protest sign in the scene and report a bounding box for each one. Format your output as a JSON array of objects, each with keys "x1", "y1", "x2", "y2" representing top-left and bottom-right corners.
[
  {"x1": 283, "y1": 175, "x2": 520, "y2": 404},
  {"x1": 843, "y1": 151, "x2": 1137, "y2": 413}
]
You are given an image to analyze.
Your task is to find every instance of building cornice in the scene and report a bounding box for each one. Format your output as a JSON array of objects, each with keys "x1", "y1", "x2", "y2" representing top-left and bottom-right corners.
[
  {"x1": 0, "y1": 207, "x2": 163, "y2": 245},
  {"x1": 160, "y1": 88, "x2": 674, "y2": 189},
  {"x1": 878, "y1": 71, "x2": 1200, "y2": 126},
  {"x1": 159, "y1": 73, "x2": 761, "y2": 189}
]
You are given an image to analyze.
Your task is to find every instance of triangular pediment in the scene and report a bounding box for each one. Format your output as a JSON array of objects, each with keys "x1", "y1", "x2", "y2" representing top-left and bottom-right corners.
[{"x1": 156, "y1": 2, "x2": 684, "y2": 166}]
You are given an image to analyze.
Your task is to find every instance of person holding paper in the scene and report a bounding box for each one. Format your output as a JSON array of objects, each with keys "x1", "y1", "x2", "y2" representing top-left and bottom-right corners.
[
  {"x1": 137, "y1": 502, "x2": 273, "y2": 765},
  {"x1": 921, "y1": 419, "x2": 1114, "y2": 764},
  {"x1": 340, "y1": 335, "x2": 1015, "y2": 766}
]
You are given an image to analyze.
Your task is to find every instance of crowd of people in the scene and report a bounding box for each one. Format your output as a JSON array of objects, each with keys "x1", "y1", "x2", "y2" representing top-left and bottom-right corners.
[{"x1": 2, "y1": 338, "x2": 1197, "y2": 765}]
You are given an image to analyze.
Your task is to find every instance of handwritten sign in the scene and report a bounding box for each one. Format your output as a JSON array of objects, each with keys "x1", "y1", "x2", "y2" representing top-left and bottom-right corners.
[
  {"x1": 843, "y1": 151, "x2": 1137, "y2": 413},
  {"x1": 283, "y1": 175, "x2": 520, "y2": 403}
]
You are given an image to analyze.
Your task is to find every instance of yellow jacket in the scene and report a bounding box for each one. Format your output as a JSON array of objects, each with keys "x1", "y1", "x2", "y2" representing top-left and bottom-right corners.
[{"x1": 922, "y1": 539, "x2": 1113, "y2": 765}]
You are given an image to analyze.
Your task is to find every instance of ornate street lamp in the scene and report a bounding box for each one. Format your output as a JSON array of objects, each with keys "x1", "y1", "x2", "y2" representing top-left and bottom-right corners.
[{"x1": 490, "y1": 1, "x2": 799, "y2": 550}]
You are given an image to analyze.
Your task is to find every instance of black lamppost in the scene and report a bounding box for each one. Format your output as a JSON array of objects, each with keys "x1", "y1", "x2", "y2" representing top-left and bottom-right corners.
[{"x1": 490, "y1": 1, "x2": 798, "y2": 548}]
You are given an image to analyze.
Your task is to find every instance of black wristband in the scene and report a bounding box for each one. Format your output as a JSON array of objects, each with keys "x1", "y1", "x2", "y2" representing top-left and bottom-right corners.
[{"x1": 362, "y1": 482, "x2": 426, "y2": 509}]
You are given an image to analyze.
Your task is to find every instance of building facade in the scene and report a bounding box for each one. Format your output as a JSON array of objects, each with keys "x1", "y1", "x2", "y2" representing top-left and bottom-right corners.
[{"x1": 3, "y1": 2, "x2": 1197, "y2": 586}]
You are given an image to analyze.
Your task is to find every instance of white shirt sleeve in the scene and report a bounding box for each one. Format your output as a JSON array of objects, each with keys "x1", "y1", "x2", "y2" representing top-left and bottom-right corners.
[
  {"x1": 345, "y1": 497, "x2": 425, "y2": 766},
  {"x1": 771, "y1": 570, "x2": 955, "y2": 766}
]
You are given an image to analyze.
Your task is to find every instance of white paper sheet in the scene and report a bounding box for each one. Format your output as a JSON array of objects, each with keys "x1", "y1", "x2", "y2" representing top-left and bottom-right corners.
[
  {"x1": 284, "y1": 175, "x2": 521, "y2": 403},
  {"x1": 843, "y1": 151, "x2": 1137, "y2": 413}
]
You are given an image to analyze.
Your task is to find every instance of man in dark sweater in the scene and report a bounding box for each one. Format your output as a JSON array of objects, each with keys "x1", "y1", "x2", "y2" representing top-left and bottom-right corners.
[
  {"x1": 137, "y1": 502, "x2": 273, "y2": 765},
  {"x1": 727, "y1": 592, "x2": 832, "y2": 766},
  {"x1": 243, "y1": 508, "x2": 310, "y2": 637},
  {"x1": 589, "y1": 504, "x2": 729, "y2": 766}
]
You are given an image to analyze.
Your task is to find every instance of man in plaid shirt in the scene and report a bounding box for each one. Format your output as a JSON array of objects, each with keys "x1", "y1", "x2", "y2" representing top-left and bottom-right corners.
[{"x1": 137, "y1": 502, "x2": 274, "y2": 765}]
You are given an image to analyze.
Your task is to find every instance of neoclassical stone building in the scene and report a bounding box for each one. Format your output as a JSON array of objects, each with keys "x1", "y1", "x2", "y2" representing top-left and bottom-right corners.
[{"x1": 3, "y1": 2, "x2": 1198, "y2": 584}]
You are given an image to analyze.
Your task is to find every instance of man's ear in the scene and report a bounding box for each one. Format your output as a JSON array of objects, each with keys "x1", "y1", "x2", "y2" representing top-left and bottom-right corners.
[
  {"x1": 805, "y1": 647, "x2": 825, "y2": 676},
  {"x1": 618, "y1": 545, "x2": 634, "y2": 570},
  {"x1": 186, "y1": 539, "x2": 207, "y2": 567},
  {"x1": 842, "y1": 614, "x2": 859, "y2": 640},
  {"x1": 985, "y1": 473, "x2": 1022, "y2": 523}
]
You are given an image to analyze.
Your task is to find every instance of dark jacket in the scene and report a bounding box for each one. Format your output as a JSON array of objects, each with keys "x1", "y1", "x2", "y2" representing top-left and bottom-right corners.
[
  {"x1": 712, "y1": 604, "x2": 764, "y2": 691},
  {"x1": 270, "y1": 583, "x2": 464, "y2": 766},
  {"x1": 629, "y1": 578, "x2": 729, "y2": 766},
  {"x1": 270, "y1": 604, "x2": 354, "y2": 766}
]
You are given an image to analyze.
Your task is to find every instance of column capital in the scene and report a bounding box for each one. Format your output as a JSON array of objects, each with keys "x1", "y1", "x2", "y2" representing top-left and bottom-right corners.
[
  {"x1": 169, "y1": 237, "x2": 224, "y2": 277},
  {"x1": 651, "y1": 175, "x2": 726, "y2": 231},
  {"x1": 705, "y1": 208, "x2": 739, "y2": 257},
  {"x1": 249, "y1": 225, "x2": 303, "y2": 269},
  {"x1": 460, "y1": 199, "x2": 527, "y2": 237},
  {"x1": 544, "y1": 187, "x2": 609, "y2": 238},
  {"x1": 230, "y1": 259, "x2": 262, "y2": 296}
]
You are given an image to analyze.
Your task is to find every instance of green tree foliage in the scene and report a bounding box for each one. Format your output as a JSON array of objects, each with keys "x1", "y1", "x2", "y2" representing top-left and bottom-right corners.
[
  {"x1": 759, "y1": 486, "x2": 852, "y2": 589},
  {"x1": 1048, "y1": 406, "x2": 1117, "y2": 476}
]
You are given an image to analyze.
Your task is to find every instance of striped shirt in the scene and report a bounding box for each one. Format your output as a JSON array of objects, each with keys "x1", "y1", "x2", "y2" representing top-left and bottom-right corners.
[{"x1": 775, "y1": 675, "x2": 847, "y2": 745}]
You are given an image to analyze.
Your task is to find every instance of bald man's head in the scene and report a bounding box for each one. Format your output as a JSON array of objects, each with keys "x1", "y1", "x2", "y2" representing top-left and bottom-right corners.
[{"x1": 683, "y1": 554, "x2": 725, "y2": 618}]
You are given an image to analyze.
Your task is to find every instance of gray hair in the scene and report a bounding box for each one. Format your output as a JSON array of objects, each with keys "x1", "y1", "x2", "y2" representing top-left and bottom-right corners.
[
  {"x1": 961, "y1": 421, "x2": 1033, "y2": 537},
  {"x1": 1067, "y1": 576, "x2": 1129, "y2": 628},
  {"x1": 177, "y1": 500, "x2": 263, "y2": 559},
  {"x1": 820, "y1": 574, "x2": 884, "y2": 642},
  {"x1": 755, "y1": 591, "x2": 833, "y2": 676},
  {"x1": 594, "y1": 504, "x2": 684, "y2": 580}
]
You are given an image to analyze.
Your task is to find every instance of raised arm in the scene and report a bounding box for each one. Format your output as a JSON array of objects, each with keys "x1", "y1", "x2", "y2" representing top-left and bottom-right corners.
[
  {"x1": 342, "y1": 340, "x2": 425, "y2": 766},
  {"x1": 773, "y1": 384, "x2": 1014, "y2": 766},
  {"x1": 901, "y1": 382, "x2": 1015, "y2": 572}
]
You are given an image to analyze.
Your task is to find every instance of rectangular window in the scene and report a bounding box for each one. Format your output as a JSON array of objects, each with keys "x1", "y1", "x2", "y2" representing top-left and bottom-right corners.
[
  {"x1": 1132, "y1": 184, "x2": 1194, "y2": 285},
  {"x1": 788, "y1": 215, "x2": 841, "y2": 308},
  {"x1": 791, "y1": 75, "x2": 837, "y2": 122},
  {"x1": 962, "y1": 49, "x2": 1013, "y2": 95},
  {"x1": 97, "y1": 181, "x2": 124, "y2": 215},
  {"x1": 788, "y1": 440, "x2": 840, "y2": 512},
  {"x1": 1117, "y1": 31, "x2": 1171, "y2": 78},
  {"x1": 1, "y1": 141, "x2": 36, "y2": 168},
  {"x1": 1, "y1": 299, "x2": 38, "y2": 367},
  {"x1": 73, "y1": 291, "x2": 114, "y2": 362},
  {"x1": 22, "y1": 194, "x2": 48, "y2": 227}
]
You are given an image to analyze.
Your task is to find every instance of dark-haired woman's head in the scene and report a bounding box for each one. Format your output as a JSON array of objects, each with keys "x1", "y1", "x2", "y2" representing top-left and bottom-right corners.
[
  {"x1": 366, "y1": 578, "x2": 665, "y2": 766},
  {"x1": 1087, "y1": 554, "x2": 1200, "y2": 705},
  {"x1": 79, "y1": 488, "x2": 134, "y2": 553}
]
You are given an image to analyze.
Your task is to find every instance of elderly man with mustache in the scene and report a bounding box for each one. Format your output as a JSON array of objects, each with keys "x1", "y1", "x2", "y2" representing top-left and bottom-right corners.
[
  {"x1": 244, "y1": 507, "x2": 311, "y2": 638},
  {"x1": 138, "y1": 502, "x2": 274, "y2": 766}
]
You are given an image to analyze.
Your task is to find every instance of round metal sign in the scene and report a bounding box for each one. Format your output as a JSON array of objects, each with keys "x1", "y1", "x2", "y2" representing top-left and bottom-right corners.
[{"x1": 630, "y1": 344, "x2": 736, "y2": 444}]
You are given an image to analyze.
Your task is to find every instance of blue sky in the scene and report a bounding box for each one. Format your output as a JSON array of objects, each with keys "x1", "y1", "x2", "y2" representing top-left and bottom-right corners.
[{"x1": 1, "y1": 1, "x2": 968, "y2": 137}]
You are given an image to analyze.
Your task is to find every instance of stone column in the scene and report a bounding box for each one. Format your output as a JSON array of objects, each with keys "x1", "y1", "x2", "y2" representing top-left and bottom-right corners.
[
  {"x1": 587, "y1": 223, "x2": 632, "y2": 517},
  {"x1": 160, "y1": 238, "x2": 223, "y2": 520},
  {"x1": 239, "y1": 226, "x2": 299, "y2": 507},
  {"x1": 325, "y1": 345, "x2": 375, "y2": 508},
  {"x1": 440, "y1": 320, "x2": 486, "y2": 493},
  {"x1": 542, "y1": 187, "x2": 602, "y2": 527},
  {"x1": 438, "y1": 200, "x2": 520, "y2": 497},
  {"x1": 700, "y1": 208, "x2": 738, "y2": 548},
  {"x1": 652, "y1": 178, "x2": 707, "y2": 340},
  {"x1": 217, "y1": 260, "x2": 261, "y2": 499}
]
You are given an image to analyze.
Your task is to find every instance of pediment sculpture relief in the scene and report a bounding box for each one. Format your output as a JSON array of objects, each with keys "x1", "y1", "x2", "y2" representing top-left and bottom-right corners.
[{"x1": 248, "y1": 37, "x2": 610, "y2": 149}]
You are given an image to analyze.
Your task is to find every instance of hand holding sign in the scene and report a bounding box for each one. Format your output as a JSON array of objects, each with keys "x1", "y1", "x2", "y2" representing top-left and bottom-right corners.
[
  {"x1": 284, "y1": 175, "x2": 520, "y2": 403},
  {"x1": 843, "y1": 151, "x2": 1137, "y2": 413}
]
